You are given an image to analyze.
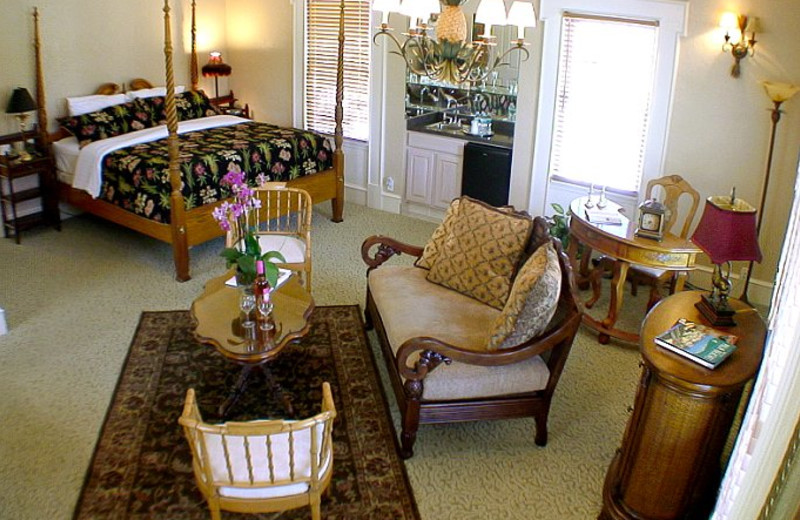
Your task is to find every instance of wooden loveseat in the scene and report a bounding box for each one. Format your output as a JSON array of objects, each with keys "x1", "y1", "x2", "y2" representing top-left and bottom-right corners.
[{"x1": 361, "y1": 197, "x2": 582, "y2": 458}]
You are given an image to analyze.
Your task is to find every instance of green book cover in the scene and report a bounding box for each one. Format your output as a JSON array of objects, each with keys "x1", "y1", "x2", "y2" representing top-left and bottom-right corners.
[{"x1": 654, "y1": 319, "x2": 738, "y2": 369}]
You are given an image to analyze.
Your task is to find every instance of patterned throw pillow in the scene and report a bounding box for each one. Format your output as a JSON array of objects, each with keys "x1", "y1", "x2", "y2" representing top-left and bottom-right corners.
[
  {"x1": 426, "y1": 197, "x2": 533, "y2": 309},
  {"x1": 415, "y1": 198, "x2": 462, "y2": 269},
  {"x1": 416, "y1": 198, "x2": 519, "y2": 270},
  {"x1": 487, "y1": 242, "x2": 562, "y2": 350},
  {"x1": 141, "y1": 90, "x2": 220, "y2": 125},
  {"x1": 58, "y1": 99, "x2": 155, "y2": 148}
]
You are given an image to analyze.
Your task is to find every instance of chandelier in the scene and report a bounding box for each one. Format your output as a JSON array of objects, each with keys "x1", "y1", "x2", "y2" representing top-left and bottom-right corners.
[{"x1": 372, "y1": 0, "x2": 537, "y2": 85}]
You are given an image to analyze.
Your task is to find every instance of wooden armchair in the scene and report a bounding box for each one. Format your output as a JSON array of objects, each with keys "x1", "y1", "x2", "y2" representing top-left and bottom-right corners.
[
  {"x1": 361, "y1": 215, "x2": 582, "y2": 459},
  {"x1": 178, "y1": 383, "x2": 336, "y2": 520},
  {"x1": 226, "y1": 182, "x2": 313, "y2": 292}
]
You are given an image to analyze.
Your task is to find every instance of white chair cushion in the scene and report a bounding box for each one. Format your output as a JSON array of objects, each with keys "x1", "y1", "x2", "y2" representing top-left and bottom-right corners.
[
  {"x1": 256, "y1": 235, "x2": 306, "y2": 264},
  {"x1": 369, "y1": 265, "x2": 550, "y2": 400}
]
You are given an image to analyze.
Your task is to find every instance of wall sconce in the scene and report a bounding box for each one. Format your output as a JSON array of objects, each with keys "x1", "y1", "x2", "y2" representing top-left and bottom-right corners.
[{"x1": 719, "y1": 12, "x2": 759, "y2": 78}]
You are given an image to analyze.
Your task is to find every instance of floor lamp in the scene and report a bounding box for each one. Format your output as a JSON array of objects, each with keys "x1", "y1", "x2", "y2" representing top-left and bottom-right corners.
[{"x1": 741, "y1": 81, "x2": 800, "y2": 304}]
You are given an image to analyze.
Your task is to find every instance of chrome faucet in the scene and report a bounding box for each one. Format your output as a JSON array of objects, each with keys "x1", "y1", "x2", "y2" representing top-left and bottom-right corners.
[
  {"x1": 471, "y1": 93, "x2": 489, "y2": 114},
  {"x1": 420, "y1": 86, "x2": 439, "y2": 104}
]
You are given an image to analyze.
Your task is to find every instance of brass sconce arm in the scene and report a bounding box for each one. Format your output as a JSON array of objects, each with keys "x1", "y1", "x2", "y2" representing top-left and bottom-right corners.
[{"x1": 721, "y1": 14, "x2": 758, "y2": 78}]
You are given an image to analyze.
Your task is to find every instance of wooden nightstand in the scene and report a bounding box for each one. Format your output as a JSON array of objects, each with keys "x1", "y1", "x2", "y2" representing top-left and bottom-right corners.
[
  {"x1": 600, "y1": 291, "x2": 766, "y2": 519},
  {"x1": 210, "y1": 91, "x2": 250, "y2": 119},
  {"x1": 0, "y1": 131, "x2": 61, "y2": 243}
]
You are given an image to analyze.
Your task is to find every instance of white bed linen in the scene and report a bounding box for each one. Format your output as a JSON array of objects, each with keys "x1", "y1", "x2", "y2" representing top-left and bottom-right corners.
[
  {"x1": 62, "y1": 115, "x2": 248, "y2": 198},
  {"x1": 52, "y1": 136, "x2": 80, "y2": 184}
]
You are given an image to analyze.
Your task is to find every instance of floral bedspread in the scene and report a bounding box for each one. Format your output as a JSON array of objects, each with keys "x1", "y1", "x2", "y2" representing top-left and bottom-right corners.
[{"x1": 98, "y1": 121, "x2": 333, "y2": 223}]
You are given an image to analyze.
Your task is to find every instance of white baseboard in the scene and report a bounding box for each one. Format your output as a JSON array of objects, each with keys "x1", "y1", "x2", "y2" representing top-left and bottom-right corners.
[
  {"x1": 687, "y1": 265, "x2": 772, "y2": 308},
  {"x1": 0, "y1": 308, "x2": 7, "y2": 335},
  {"x1": 344, "y1": 184, "x2": 367, "y2": 206}
]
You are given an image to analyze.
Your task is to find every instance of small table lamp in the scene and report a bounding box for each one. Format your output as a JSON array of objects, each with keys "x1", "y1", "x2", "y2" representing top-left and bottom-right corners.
[
  {"x1": 6, "y1": 87, "x2": 38, "y2": 161},
  {"x1": 691, "y1": 195, "x2": 762, "y2": 326},
  {"x1": 201, "y1": 51, "x2": 232, "y2": 99}
]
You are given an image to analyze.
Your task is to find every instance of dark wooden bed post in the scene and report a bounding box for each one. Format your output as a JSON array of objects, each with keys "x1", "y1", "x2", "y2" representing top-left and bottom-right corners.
[
  {"x1": 163, "y1": 0, "x2": 191, "y2": 281},
  {"x1": 33, "y1": 8, "x2": 49, "y2": 147},
  {"x1": 331, "y1": 0, "x2": 345, "y2": 223}
]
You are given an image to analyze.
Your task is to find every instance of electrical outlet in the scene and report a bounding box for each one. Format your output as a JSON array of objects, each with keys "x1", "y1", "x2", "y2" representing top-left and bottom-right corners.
[{"x1": 385, "y1": 177, "x2": 395, "y2": 192}]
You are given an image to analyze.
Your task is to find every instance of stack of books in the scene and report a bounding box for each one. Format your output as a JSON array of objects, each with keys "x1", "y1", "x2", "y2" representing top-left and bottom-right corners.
[{"x1": 654, "y1": 318, "x2": 738, "y2": 369}]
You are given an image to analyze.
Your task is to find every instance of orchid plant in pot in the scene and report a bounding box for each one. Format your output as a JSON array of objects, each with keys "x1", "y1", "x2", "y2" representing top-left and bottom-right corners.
[{"x1": 213, "y1": 169, "x2": 286, "y2": 288}]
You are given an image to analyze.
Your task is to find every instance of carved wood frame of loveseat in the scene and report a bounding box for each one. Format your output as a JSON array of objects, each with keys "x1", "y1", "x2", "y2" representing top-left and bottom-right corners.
[{"x1": 361, "y1": 216, "x2": 582, "y2": 459}]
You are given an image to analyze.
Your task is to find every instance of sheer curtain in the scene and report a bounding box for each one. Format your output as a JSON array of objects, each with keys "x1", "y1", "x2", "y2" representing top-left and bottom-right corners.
[{"x1": 713, "y1": 160, "x2": 800, "y2": 518}]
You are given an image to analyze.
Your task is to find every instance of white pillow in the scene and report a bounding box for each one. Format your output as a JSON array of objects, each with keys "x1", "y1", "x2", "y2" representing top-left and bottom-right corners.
[
  {"x1": 67, "y1": 94, "x2": 128, "y2": 116},
  {"x1": 126, "y1": 85, "x2": 186, "y2": 99}
]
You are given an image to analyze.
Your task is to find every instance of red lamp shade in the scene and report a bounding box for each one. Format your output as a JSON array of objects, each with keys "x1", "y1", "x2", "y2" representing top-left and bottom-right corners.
[
  {"x1": 201, "y1": 51, "x2": 232, "y2": 77},
  {"x1": 691, "y1": 196, "x2": 763, "y2": 264}
]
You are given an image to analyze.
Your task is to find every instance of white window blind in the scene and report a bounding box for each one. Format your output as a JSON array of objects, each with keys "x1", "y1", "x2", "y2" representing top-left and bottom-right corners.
[
  {"x1": 549, "y1": 13, "x2": 657, "y2": 194},
  {"x1": 304, "y1": 0, "x2": 370, "y2": 142}
]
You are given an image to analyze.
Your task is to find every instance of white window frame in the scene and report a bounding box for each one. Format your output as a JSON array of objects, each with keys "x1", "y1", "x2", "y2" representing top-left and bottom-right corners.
[
  {"x1": 292, "y1": 0, "x2": 371, "y2": 142},
  {"x1": 529, "y1": 0, "x2": 688, "y2": 215}
]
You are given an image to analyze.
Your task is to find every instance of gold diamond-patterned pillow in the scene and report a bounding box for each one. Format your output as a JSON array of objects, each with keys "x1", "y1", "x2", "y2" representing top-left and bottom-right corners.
[
  {"x1": 415, "y1": 198, "x2": 462, "y2": 270},
  {"x1": 487, "y1": 242, "x2": 562, "y2": 350},
  {"x1": 426, "y1": 197, "x2": 533, "y2": 309}
]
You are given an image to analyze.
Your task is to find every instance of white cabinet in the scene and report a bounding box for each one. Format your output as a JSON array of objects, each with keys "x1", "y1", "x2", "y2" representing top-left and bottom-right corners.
[{"x1": 404, "y1": 132, "x2": 465, "y2": 220}]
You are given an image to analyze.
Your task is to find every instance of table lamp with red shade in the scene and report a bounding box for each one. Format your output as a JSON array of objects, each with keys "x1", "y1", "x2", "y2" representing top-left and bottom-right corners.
[{"x1": 691, "y1": 193, "x2": 762, "y2": 326}]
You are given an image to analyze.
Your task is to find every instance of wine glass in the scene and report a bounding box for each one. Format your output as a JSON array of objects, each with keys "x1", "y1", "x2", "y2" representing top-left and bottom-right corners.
[
  {"x1": 239, "y1": 292, "x2": 256, "y2": 328},
  {"x1": 257, "y1": 298, "x2": 274, "y2": 332}
]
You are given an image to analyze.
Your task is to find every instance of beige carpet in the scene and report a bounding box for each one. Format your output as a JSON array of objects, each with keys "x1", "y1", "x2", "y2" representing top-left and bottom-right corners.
[{"x1": 0, "y1": 202, "x2": 645, "y2": 519}]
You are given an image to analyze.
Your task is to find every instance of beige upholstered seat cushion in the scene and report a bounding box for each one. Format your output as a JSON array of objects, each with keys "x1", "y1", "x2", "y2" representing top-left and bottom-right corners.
[
  {"x1": 488, "y1": 242, "x2": 562, "y2": 350},
  {"x1": 426, "y1": 197, "x2": 533, "y2": 309},
  {"x1": 369, "y1": 265, "x2": 550, "y2": 400}
]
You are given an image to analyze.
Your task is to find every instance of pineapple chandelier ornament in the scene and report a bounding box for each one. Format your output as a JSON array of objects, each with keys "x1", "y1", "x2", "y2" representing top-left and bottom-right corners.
[{"x1": 372, "y1": 0, "x2": 537, "y2": 85}]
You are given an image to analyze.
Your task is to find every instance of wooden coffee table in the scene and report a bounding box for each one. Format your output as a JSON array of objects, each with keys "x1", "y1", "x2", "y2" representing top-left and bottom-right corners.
[{"x1": 190, "y1": 272, "x2": 315, "y2": 418}]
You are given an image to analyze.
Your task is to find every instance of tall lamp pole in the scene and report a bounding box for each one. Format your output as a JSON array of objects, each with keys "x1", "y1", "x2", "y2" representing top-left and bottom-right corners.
[{"x1": 740, "y1": 81, "x2": 800, "y2": 304}]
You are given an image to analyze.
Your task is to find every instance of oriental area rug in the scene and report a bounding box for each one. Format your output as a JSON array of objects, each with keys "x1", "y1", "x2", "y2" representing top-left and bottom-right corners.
[{"x1": 73, "y1": 306, "x2": 419, "y2": 520}]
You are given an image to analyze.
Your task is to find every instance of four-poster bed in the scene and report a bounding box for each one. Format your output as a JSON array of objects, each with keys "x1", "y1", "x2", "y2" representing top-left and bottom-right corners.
[{"x1": 35, "y1": 0, "x2": 346, "y2": 282}]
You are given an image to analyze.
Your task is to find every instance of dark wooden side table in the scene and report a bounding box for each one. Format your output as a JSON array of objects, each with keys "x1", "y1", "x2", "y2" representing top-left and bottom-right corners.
[
  {"x1": 600, "y1": 291, "x2": 766, "y2": 520},
  {"x1": 210, "y1": 91, "x2": 250, "y2": 119},
  {"x1": 0, "y1": 132, "x2": 61, "y2": 243}
]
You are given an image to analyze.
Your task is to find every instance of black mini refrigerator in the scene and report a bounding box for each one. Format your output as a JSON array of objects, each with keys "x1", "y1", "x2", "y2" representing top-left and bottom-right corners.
[{"x1": 461, "y1": 142, "x2": 512, "y2": 207}]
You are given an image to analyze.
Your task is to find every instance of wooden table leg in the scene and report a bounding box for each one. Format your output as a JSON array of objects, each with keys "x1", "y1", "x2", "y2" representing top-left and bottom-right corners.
[
  {"x1": 219, "y1": 365, "x2": 254, "y2": 419},
  {"x1": 260, "y1": 365, "x2": 294, "y2": 417},
  {"x1": 598, "y1": 261, "x2": 630, "y2": 344}
]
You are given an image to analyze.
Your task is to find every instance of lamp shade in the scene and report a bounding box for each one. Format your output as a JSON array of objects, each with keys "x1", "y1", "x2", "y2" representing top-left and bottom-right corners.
[
  {"x1": 201, "y1": 52, "x2": 232, "y2": 77},
  {"x1": 6, "y1": 87, "x2": 37, "y2": 114},
  {"x1": 475, "y1": 0, "x2": 508, "y2": 28},
  {"x1": 691, "y1": 196, "x2": 762, "y2": 264},
  {"x1": 761, "y1": 81, "x2": 800, "y2": 103},
  {"x1": 508, "y1": 1, "x2": 537, "y2": 39},
  {"x1": 373, "y1": 0, "x2": 401, "y2": 23}
]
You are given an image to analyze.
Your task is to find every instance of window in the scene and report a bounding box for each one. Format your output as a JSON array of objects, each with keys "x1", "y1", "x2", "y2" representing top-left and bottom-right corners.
[
  {"x1": 550, "y1": 14, "x2": 657, "y2": 195},
  {"x1": 304, "y1": 0, "x2": 370, "y2": 141},
  {"x1": 529, "y1": 0, "x2": 687, "y2": 215}
]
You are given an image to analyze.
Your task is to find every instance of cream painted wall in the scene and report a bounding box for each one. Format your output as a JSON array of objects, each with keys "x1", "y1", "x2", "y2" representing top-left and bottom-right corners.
[
  {"x1": 224, "y1": 0, "x2": 294, "y2": 126},
  {"x1": 664, "y1": 0, "x2": 800, "y2": 291},
  {"x1": 0, "y1": 1, "x2": 229, "y2": 134}
]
